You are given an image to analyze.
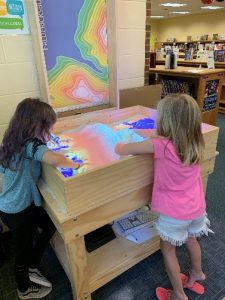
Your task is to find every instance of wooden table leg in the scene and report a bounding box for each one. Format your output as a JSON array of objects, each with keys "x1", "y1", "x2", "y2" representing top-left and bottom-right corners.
[{"x1": 66, "y1": 236, "x2": 91, "y2": 300}]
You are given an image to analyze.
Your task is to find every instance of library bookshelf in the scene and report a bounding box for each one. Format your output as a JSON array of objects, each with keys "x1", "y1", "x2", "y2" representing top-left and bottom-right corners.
[
  {"x1": 149, "y1": 66, "x2": 225, "y2": 125},
  {"x1": 154, "y1": 61, "x2": 225, "y2": 114},
  {"x1": 156, "y1": 40, "x2": 225, "y2": 59}
]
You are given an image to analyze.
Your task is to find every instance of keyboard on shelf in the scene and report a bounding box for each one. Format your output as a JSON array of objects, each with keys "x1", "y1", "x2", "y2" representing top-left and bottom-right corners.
[{"x1": 117, "y1": 210, "x2": 158, "y2": 234}]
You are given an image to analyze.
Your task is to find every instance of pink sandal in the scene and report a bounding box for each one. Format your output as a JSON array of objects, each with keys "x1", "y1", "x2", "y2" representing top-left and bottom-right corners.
[
  {"x1": 180, "y1": 273, "x2": 205, "y2": 295},
  {"x1": 156, "y1": 287, "x2": 172, "y2": 300}
]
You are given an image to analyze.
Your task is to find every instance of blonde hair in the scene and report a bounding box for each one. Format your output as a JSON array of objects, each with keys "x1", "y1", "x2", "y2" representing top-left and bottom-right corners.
[{"x1": 156, "y1": 94, "x2": 205, "y2": 165}]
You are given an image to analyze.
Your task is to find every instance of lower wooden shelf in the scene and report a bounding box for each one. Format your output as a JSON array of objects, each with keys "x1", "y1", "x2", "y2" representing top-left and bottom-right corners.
[
  {"x1": 219, "y1": 99, "x2": 225, "y2": 113},
  {"x1": 219, "y1": 107, "x2": 225, "y2": 113},
  {"x1": 87, "y1": 234, "x2": 160, "y2": 292},
  {"x1": 51, "y1": 231, "x2": 160, "y2": 293}
]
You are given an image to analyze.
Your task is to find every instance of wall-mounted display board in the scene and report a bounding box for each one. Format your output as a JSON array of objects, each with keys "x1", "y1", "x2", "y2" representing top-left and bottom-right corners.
[
  {"x1": 26, "y1": 0, "x2": 118, "y2": 113},
  {"x1": 0, "y1": 0, "x2": 29, "y2": 35}
]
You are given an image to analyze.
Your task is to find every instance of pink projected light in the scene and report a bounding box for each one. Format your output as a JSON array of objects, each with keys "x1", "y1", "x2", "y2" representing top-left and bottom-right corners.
[
  {"x1": 48, "y1": 113, "x2": 208, "y2": 178},
  {"x1": 48, "y1": 117, "x2": 156, "y2": 178}
]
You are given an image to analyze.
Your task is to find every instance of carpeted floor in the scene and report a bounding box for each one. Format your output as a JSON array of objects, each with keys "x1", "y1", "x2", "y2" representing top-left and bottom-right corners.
[{"x1": 0, "y1": 114, "x2": 225, "y2": 300}]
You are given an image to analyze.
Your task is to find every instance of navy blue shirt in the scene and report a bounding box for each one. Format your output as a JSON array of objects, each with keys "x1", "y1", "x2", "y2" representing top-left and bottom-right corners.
[{"x1": 0, "y1": 141, "x2": 49, "y2": 213}]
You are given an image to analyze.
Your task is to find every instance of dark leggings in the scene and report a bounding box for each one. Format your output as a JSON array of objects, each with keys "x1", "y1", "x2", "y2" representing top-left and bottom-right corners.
[{"x1": 0, "y1": 203, "x2": 56, "y2": 292}]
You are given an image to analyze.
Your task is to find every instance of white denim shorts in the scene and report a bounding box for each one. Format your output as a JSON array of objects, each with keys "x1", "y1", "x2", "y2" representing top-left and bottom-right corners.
[{"x1": 155, "y1": 213, "x2": 210, "y2": 246}]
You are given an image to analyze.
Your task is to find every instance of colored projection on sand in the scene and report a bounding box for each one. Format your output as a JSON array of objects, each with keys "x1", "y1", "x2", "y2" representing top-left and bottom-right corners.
[
  {"x1": 48, "y1": 117, "x2": 156, "y2": 178},
  {"x1": 123, "y1": 118, "x2": 155, "y2": 130},
  {"x1": 37, "y1": 0, "x2": 109, "y2": 110}
]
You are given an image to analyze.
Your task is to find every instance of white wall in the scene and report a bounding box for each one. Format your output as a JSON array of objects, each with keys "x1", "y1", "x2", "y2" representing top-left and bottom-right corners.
[
  {"x1": 154, "y1": 10, "x2": 225, "y2": 42},
  {"x1": 0, "y1": 35, "x2": 40, "y2": 141},
  {"x1": 117, "y1": 0, "x2": 146, "y2": 90}
]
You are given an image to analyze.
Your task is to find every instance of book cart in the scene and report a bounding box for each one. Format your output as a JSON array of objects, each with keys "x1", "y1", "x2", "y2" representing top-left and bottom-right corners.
[
  {"x1": 149, "y1": 66, "x2": 225, "y2": 126},
  {"x1": 26, "y1": 1, "x2": 219, "y2": 299},
  {"x1": 154, "y1": 61, "x2": 225, "y2": 114}
]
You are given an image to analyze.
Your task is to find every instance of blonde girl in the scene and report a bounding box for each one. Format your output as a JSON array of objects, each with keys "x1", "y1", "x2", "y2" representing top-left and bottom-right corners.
[{"x1": 115, "y1": 94, "x2": 210, "y2": 300}]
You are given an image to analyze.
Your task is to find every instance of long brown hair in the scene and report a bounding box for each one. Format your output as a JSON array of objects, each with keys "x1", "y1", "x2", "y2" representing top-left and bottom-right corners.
[
  {"x1": 0, "y1": 98, "x2": 56, "y2": 169},
  {"x1": 156, "y1": 94, "x2": 205, "y2": 165}
]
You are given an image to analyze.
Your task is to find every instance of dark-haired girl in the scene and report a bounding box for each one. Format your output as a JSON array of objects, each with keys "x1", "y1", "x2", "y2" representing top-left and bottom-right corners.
[{"x1": 0, "y1": 98, "x2": 80, "y2": 299}]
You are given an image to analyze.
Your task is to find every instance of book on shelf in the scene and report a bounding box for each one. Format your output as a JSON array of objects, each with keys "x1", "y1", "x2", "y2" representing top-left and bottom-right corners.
[
  {"x1": 206, "y1": 51, "x2": 215, "y2": 69},
  {"x1": 214, "y1": 50, "x2": 225, "y2": 62},
  {"x1": 197, "y1": 50, "x2": 207, "y2": 60},
  {"x1": 156, "y1": 48, "x2": 165, "y2": 60},
  {"x1": 161, "y1": 79, "x2": 194, "y2": 98},
  {"x1": 203, "y1": 95, "x2": 217, "y2": 111},
  {"x1": 203, "y1": 80, "x2": 219, "y2": 112},
  {"x1": 184, "y1": 48, "x2": 193, "y2": 60},
  {"x1": 213, "y1": 34, "x2": 218, "y2": 41},
  {"x1": 204, "y1": 80, "x2": 219, "y2": 97}
]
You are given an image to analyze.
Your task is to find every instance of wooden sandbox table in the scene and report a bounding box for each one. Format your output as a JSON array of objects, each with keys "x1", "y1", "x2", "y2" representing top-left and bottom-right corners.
[{"x1": 39, "y1": 106, "x2": 219, "y2": 300}]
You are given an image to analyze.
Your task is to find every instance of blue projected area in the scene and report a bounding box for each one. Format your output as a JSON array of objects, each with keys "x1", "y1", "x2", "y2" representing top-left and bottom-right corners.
[
  {"x1": 48, "y1": 134, "x2": 71, "y2": 151},
  {"x1": 58, "y1": 152, "x2": 84, "y2": 178},
  {"x1": 123, "y1": 118, "x2": 155, "y2": 129},
  {"x1": 59, "y1": 162, "x2": 82, "y2": 178}
]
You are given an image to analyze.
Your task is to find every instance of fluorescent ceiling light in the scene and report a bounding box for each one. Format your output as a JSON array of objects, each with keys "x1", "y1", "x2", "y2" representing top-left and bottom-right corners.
[
  {"x1": 170, "y1": 11, "x2": 190, "y2": 14},
  {"x1": 160, "y1": 3, "x2": 187, "y2": 7},
  {"x1": 201, "y1": 6, "x2": 223, "y2": 10},
  {"x1": 150, "y1": 16, "x2": 165, "y2": 18}
]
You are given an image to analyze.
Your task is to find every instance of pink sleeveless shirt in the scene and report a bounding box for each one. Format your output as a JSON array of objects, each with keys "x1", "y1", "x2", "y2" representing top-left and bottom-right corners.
[{"x1": 151, "y1": 138, "x2": 206, "y2": 220}]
